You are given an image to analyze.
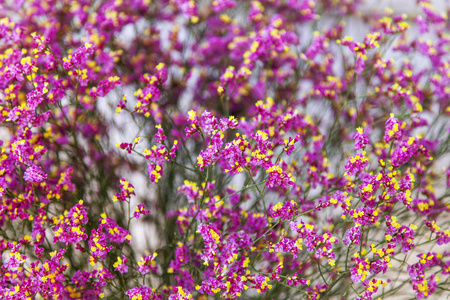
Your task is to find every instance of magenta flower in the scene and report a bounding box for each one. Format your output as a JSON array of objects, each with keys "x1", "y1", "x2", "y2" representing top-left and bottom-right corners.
[{"x1": 23, "y1": 165, "x2": 47, "y2": 183}]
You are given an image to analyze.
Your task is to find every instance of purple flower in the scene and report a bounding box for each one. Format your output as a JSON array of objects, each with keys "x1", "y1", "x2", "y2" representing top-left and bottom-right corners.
[
  {"x1": 354, "y1": 127, "x2": 369, "y2": 151},
  {"x1": 343, "y1": 226, "x2": 361, "y2": 246},
  {"x1": 24, "y1": 165, "x2": 47, "y2": 183}
]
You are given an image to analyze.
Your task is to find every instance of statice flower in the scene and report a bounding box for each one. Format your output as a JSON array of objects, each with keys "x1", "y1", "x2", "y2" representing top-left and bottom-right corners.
[
  {"x1": 23, "y1": 165, "x2": 47, "y2": 183},
  {"x1": 90, "y1": 76, "x2": 121, "y2": 100},
  {"x1": 385, "y1": 216, "x2": 416, "y2": 253},
  {"x1": 212, "y1": 0, "x2": 236, "y2": 12},
  {"x1": 273, "y1": 237, "x2": 301, "y2": 258},
  {"x1": 271, "y1": 200, "x2": 298, "y2": 220},
  {"x1": 3, "y1": 245, "x2": 27, "y2": 269},
  {"x1": 391, "y1": 136, "x2": 420, "y2": 167},
  {"x1": 126, "y1": 286, "x2": 161, "y2": 300},
  {"x1": 285, "y1": 273, "x2": 311, "y2": 287},
  {"x1": 442, "y1": 261, "x2": 450, "y2": 275},
  {"x1": 196, "y1": 277, "x2": 227, "y2": 295},
  {"x1": 252, "y1": 274, "x2": 273, "y2": 294},
  {"x1": 345, "y1": 152, "x2": 369, "y2": 176},
  {"x1": 222, "y1": 134, "x2": 249, "y2": 174},
  {"x1": 113, "y1": 255, "x2": 128, "y2": 273},
  {"x1": 134, "y1": 204, "x2": 151, "y2": 219},
  {"x1": 197, "y1": 223, "x2": 221, "y2": 265},
  {"x1": 148, "y1": 163, "x2": 163, "y2": 183},
  {"x1": 102, "y1": 216, "x2": 132, "y2": 244},
  {"x1": 407, "y1": 252, "x2": 440, "y2": 298},
  {"x1": 350, "y1": 252, "x2": 370, "y2": 283},
  {"x1": 178, "y1": 180, "x2": 201, "y2": 203},
  {"x1": 266, "y1": 164, "x2": 295, "y2": 188},
  {"x1": 168, "y1": 286, "x2": 193, "y2": 300},
  {"x1": 52, "y1": 200, "x2": 88, "y2": 244},
  {"x1": 137, "y1": 252, "x2": 158, "y2": 275},
  {"x1": 62, "y1": 43, "x2": 94, "y2": 69},
  {"x1": 354, "y1": 127, "x2": 369, "y2": 151},
  {"x1": 351, "y1": 207, "x2": 380, "y2": 227},
  {"x1": 343, "y1": 226, "x2": 362, "y2": 246},
  {"x1": 424, "y1": 220, "x2": 450, "y2": 245},
  {"x1": 112, "y1": 178, "x2": 135, "y2": 202},
  {"x1": 384, "y1": 114, "x2": 404, "y2": 142},
  {"x1": 88, "y1": 225, "x2": 114, "y2": 265},
  {"x1": 361, "y1": 279, "x2": 387, "y2": 300},
  {"x1": 155, "y1": 124, "x2": 166, "y2": 144}
]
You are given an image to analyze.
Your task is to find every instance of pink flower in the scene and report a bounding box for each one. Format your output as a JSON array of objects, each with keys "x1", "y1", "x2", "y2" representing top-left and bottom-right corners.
[{"x1": 24, "y1": 165, "x2": 47, "y2": 183}]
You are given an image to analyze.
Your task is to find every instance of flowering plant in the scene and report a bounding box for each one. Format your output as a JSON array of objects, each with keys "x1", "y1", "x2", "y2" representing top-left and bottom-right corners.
[{"x1": 0, "y1": 0, "x2": 449, "y2": 299}]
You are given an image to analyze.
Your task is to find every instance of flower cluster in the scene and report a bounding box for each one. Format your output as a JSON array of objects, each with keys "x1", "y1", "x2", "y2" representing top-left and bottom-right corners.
[
  {"x1": 385, "y1": 216, "x2": 416, "y2": 254},
  {"x1": 0, "y1": 0, "x2": 449, "y2": 299},
  {"x1": 112, "y1": 178, "x2": 135, "y2": 202},
  {"x1": 52, "y1": 200, "x2": 88, "y2": 244}
]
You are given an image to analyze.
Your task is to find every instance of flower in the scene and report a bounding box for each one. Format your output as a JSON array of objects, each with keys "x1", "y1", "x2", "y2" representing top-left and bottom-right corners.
[{"x1": 24, "y1": 165, "x2": 47, "y2": 183}]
